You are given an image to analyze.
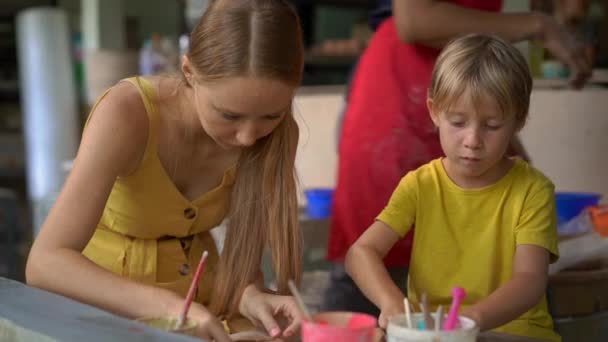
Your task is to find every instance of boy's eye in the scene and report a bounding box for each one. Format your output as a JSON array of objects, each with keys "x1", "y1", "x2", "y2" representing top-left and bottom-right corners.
[
  {"x1": 485, "y1": 123, "x2": 502, "y2": 130},
  {"x1": 450, "y1": 121, "x2": 465, "y2": 127}
]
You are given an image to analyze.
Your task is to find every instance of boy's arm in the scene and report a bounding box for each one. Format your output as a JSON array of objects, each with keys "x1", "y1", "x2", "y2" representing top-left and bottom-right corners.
[
  {"x1": 345, "y1": 220, "x2": 405, "y2": 328},
  {"x1": 461, "y1": 244, "x2": 550, "y2": 331}
]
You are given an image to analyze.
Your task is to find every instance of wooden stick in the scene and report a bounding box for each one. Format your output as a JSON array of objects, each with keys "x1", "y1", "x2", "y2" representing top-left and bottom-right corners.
[
  {"x1": 404, "y1": 297, "x2": 412, "y2": 329},
  {"x1": 422, "y1": 293, "x2": 434, "y2": 330},
  {"x1": 435, "y1": 305, "x2": 443, "y2": 333},
  {"x1": 288, "y1": 279, "x2": 313, "y2": 321}
]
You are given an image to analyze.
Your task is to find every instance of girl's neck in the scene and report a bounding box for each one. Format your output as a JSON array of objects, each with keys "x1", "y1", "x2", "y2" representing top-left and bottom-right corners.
[{"x1": 160, "y1": 77, "x2": 213, "y2": 147}]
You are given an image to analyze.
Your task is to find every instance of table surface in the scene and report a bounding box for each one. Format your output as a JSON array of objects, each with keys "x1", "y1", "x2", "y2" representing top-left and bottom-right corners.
[
  {"x1": 0, "y1": 277, "x2": 201, "y2": 342},
  {"x1": 0, "y1": 277, "x2": 553, "y2": 342}
]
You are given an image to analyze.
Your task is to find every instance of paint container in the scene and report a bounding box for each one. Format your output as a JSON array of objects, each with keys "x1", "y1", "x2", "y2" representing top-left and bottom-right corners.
[
  {"x1": 387, "y1": 313, "x2": 478, "y2": 342},
  {"x1": 136, "y1": 316, "x2": 197, "y2": 336},
  {"x1": 301, "y1": 311, "x2": 377, "y2": 342},
  {"x1": 304, "y1": 188, "x2": 334, "y2": 219}
]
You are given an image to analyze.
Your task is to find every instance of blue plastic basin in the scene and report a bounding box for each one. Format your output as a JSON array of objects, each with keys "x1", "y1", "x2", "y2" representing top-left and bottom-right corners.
[
  {"x1": 555, "y1": 192, "x2": 602, "y2": 225},
  {"x1": 304, "y1": 188, "x2": 334, "y2": 219}
]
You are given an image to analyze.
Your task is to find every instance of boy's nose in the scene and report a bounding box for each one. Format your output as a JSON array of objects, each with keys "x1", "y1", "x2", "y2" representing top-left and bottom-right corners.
[{"x1": 463, "y1": 129, "x2": 482, "y2": 149}]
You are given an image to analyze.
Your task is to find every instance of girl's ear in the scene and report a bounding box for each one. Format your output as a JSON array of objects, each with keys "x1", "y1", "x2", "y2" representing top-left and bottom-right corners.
[
  {"x1": 181, "y1": 55, "x2": 194, "y2": 86},
  {"x1": 427, "y1": 98, "x2": 439, "y2": 127}
]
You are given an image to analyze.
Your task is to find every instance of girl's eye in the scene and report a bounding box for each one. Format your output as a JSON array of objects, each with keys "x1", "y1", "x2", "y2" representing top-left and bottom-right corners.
[
  {"x1": 263, "y1": 115, "x2": 282, "y2": 121},
  {"x1": 221, "y1": 113, "x2": 240, "y2": 121}
]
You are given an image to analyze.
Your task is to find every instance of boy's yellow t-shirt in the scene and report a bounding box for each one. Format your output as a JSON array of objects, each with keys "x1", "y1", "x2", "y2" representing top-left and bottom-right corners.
[{"x1": 377, "y1": 158, "x2": 560, "y2": 342}]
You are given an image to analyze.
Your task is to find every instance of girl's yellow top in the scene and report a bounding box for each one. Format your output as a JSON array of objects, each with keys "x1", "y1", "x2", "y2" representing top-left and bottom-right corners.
[{"x1": 83, "y1": 77, "x2": 235, "y2": 310}]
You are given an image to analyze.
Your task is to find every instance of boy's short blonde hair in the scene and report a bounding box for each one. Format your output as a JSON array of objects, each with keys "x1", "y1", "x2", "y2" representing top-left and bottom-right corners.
[{"x1": 429, "y1": 34, "x2": 532, "y2": 129}]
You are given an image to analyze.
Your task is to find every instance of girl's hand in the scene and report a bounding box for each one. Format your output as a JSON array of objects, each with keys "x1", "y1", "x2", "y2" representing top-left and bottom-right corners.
[
  {"x1": 239, "y1": 284, "x2": 303, "y2": 339},
  {"x1": 167, "y1": 300, "x2": 231, "y2": 342}
]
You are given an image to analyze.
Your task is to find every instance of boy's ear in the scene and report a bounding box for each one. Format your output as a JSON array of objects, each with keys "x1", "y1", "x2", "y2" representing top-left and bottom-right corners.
[
  {"x1": 515, "y1": 117, "x2": 526, "y2": 132},
  {"x1": 427, "y1": 98, "x2": 439, "y2": 126}
]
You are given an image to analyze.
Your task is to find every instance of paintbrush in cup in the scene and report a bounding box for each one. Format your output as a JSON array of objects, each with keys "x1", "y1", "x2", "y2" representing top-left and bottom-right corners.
[
  {"x1": 176, "y1": 250, "x2": 209, "y2": 328},
  {"x1": 421, "y1": 293, "x2": 434, "y2": 330},
  {"x1": 435, "y1": 305, "x2": 443, "y2": 333},
  {"x1": 403, "y1": 297, "x2": 412, "y2": 329},
  {"x1": 288, "y1": 279, "x2": 313, "y2": 322},
  {"x1": 443, "y1": 287, "x2": 466, "y2": 331},
  {"x1": 420, "y1": 293, "x2": 434, "y2": 330}
]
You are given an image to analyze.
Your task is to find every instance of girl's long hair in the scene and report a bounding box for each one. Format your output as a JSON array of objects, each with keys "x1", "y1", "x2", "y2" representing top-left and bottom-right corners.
[{"x1": 186, "y1": 0, "x2": 304, "y2": 315}]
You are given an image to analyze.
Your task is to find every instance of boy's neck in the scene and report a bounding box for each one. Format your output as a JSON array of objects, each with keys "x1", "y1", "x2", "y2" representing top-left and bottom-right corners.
[{"x1": 442, "y1": 157, "x2": 515, "y2": 190}]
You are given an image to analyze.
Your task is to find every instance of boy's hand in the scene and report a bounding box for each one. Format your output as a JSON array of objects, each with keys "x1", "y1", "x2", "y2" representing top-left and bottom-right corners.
[
  {"x1": 378, "y1": 302, "x2": 405, "y2": 329},
  {"x1": 461, "y1": 306, "x2": 484, "y2": 330}
]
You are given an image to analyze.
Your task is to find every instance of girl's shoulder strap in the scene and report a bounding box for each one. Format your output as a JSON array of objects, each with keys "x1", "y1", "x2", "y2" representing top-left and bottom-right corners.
[{"x1": 121, "y1": 76, "x2": 160, "y2": 155}]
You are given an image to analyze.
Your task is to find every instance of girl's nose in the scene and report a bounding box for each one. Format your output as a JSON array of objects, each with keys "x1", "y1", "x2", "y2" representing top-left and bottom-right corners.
[{"x1": 235, "y1": 124, "x2": 257, "y2": 147}]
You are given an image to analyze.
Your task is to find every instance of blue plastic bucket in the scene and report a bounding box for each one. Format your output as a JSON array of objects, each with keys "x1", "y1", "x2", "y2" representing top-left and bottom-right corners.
[
  {"x1": 304, "y1": 188, "x2": 334, "y2": 219},
  {"x1": 555, "y1": 192, "x2": 602, "y2": 225}
]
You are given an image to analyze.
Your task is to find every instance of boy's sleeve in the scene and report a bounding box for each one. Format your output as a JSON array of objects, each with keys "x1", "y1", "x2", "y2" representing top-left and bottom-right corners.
[
  {"x1": 515, "y1": 182, "x2": 560, "y2": 263},
  {"x1": 376, "y1": 172, "x2": 418, "y2": 237}
]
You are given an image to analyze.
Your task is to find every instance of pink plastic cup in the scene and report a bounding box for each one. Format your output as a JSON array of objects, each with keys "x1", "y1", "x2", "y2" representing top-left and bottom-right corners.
[{"x1": 301, "y1": 311, "x2": 377, "y2": 342}]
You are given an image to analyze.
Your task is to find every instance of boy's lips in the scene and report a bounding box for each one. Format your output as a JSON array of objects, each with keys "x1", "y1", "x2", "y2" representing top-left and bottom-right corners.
[{"x1": 460, "y1": 156, "x2": 481, "y2": 162}]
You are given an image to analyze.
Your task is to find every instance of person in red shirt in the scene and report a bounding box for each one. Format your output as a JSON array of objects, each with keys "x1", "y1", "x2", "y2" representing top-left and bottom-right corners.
[{"x1": 323, "y1": 0, "x2": 591, "y2": 316}]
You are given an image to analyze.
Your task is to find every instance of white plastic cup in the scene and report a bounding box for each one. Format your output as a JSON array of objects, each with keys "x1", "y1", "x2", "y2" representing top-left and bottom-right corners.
[{"x1": 387, "y1": 313, "x2": 478, "y2": 342}]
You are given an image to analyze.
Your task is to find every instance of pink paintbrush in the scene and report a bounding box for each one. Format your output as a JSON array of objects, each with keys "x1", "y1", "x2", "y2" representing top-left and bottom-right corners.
[
  {"x1": 443, "y1": 287, "x2": 466, "y2": 331},
  {"x1": 177, "y1": 250, "x2": 209, "y2": 327}
]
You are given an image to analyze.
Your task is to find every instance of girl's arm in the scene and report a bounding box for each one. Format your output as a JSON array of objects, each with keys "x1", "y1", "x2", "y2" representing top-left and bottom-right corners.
[
  {"x1": 26, "y1": 82, "x2": 172, "y2": 317},
  {"x1": 461, "y1": 244, "x2": 550, "y2": 330},
  {"x1": 393, "y1": 0, "x2": 591, "y2": 88},
  {"x1": 25, "y1": 81, "x2": 230, "y2": 341},
  {"x1": 345, "y1": 220, "x2": 405, "y2": 328}
]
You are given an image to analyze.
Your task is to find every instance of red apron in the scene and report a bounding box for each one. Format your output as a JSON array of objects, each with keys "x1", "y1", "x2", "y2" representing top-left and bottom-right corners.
[{"x1": 328, "y1": 0, "x2": 503, "y2": 267}]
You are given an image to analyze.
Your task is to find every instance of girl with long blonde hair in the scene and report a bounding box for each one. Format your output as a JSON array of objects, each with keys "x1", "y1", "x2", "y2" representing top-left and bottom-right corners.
[{"x1": 26, "y1": 1, "x2": 304, "y2": 340}]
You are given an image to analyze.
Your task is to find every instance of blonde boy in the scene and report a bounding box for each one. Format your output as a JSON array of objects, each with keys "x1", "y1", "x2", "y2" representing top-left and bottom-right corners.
[{"x1": 346, "y1": 34, "x2": 560, "y2": 341}]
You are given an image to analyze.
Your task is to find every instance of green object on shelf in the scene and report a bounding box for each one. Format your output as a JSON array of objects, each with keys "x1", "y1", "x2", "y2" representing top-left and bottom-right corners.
[
  {"x1": 529, "y1": 40, "x2": 544, "y2": 78},
  {"x1": 314, "y1": 6, "x2": 367, "y2": 43},
  {"x1": 541, "y1": 60, "x2": 570, "y2": 79}
]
